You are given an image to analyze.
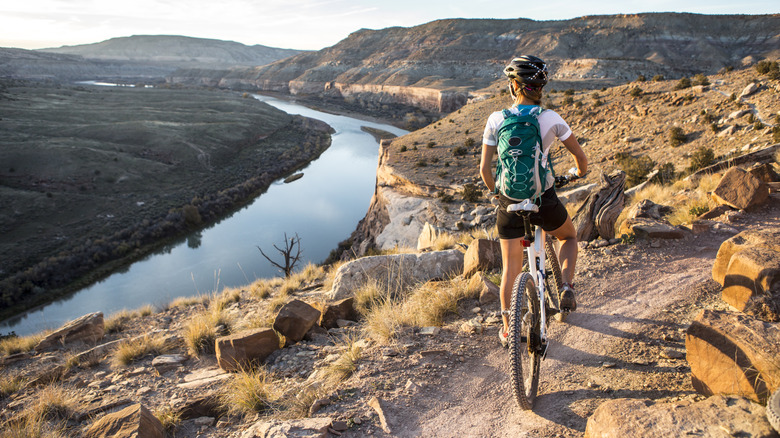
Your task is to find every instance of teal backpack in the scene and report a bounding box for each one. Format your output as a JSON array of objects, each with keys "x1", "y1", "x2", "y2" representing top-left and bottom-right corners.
[{"x1": 495, "y1": 106, "x2": 553, "y2": 201}]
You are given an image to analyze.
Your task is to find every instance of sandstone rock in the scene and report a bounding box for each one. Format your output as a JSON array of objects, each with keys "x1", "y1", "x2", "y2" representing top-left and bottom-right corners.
[
  {"x1": 463, "y1": 239, "x2": 501, "y2": 278},
  {"x1": 468, "y1": 272, "x2": 500, "y2": 304},
  {"x1": 151, "y1": 354, "x2": 188, "y2": 374},
  {"x1": 749, "y1": 162, "x2": 780, "y2": 183},
  {"x1": 685, "y1": 309, "x2": 780, "y2": 403},
  {"x1": 35, "y1": 312, "x2": 104, "y2": 350},
  {"x1": 368, "y1": 396, "x2": 392, "y2": 434},
  {"x1": 739, "y1": 82, "x2": 760, "y2": 98},
  {"x1": 711, "y1": 167, "x2": 769, "y2": 210},
  {"x1": 417, "y1": 222, "x2": 446, "y2": 251},
  {"x1": 625, "y1": 199, "x2": 673, "y2": 220},
  {"x1": 558, "y1": 183, "x2": 596, "y2": 206},
  {"x1": 712, "y1": 229, "x2": 780, "y2": 285},
  {"x1": 85, "y1": 403, "x2": 165, "y2": 438},
  {"x1": 584, "y1": 395, "x2": 776, "y2": 438},
  {"x1": 273, "y1": 299, "x2": 321, "y2": 344},
  {"x1": 215, "y1": 329, "x2": 280, "y2": 372},
  {"x1": 178, "y1": 367, "x2": 231, "y2": 389},
  {"x1": 241, "y1": 417, "x2": 333, "y2": 438},
  {"x1": 722, "y1": 247, "x2": 780, "y2": 321},
  {"x1": 329, "y1": 250, "x2": 464, "y2": 300},
  {"x1": 319, "y1": 297, "x2": 358, "y2": 329},
  {"x1": 619, "y1": 217, "x2": 685, "y2": 239}
]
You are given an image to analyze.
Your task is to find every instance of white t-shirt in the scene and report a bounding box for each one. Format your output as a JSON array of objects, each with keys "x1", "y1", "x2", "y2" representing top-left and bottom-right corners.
[
  {"x1": 482, "y1": 105, "x2": 572, "y2": 150},
  {"x1": 482, "y1": 105, "x2": 573, "y2": 194}
]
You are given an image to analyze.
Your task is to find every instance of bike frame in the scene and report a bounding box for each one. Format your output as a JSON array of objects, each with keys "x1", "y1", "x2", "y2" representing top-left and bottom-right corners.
[{"x1": 524, "y1": 223, "x2": 549, "y2": 353}]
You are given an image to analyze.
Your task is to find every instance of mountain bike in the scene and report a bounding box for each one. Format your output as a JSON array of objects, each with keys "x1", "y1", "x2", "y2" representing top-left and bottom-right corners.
[{"x1": 507, "y1": 170, "x2": 579, "y2": 410}]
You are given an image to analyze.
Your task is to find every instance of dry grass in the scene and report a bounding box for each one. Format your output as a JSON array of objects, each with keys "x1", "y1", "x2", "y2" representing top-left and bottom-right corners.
[
  {"x1": 3, "y1": 384, "x2": 82, "y2": 438},
  {"x1": 322, "y1": 259, "x2": 348, "y2": 292},
  {"x1": 455, "y1": 226, "x2": 497, "y2": 247},
  {"x1": 213, "y1": 288, "x2": 242, "y2": 312},
  {"x1": 0, "y1": 332, "x2": 44, "y2": 356},
  {"x1": 249, "y1": 279, "x2": 274, "y2": 300},
  {"x1": 429, "y1": 231, "x2": 457, "y2": 250},
  {"x1": 154, "y1": 405, "x2": 182, "y2": 435},
  {"x1": 111, "y1": 334, "x2": 172, "y2": 368},
  {"x1": 0, "y1": 373, "x2": 26, "y2": 399},
  {"x1": 354, "y1": 279, "x2": 387, "y2": 316},
  {"x1": 170, "y1": 294, "x2": 209, "y2": 309},
  {"x1": 104, "y1": 303, "x2": 156, "y2": 334},
  {"x1": 220, "y1": 366, "x2": 284, "y2": 416},
  {"x1": 320, "y1": 336, "x2": 363, "y2": 387},
  {"x1": 183, "y1": 304, "x2": 233, "y2": 356},
  {"x1": 362, "y1": 278, "x2": 473, "y2": 344}
]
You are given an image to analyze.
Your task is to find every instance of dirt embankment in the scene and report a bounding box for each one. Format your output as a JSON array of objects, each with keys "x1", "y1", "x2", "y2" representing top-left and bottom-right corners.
[{"x1": 0, "y1": 81, "x2": 332, "y2": 320}]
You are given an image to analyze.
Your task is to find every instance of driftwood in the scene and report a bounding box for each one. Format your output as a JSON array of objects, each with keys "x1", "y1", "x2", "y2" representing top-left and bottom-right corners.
[{"x1": 573, "y1": 170, "x2": 626, "y2": 241}]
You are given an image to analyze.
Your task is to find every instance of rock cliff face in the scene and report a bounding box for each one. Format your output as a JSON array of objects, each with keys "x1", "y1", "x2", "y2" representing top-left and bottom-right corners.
[{"x1": 168, "y1": 13, "x2": 780, "y2": 113}]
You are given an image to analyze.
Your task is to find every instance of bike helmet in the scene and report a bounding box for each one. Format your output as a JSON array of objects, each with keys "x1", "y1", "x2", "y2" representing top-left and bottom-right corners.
[{"x1": 503, "y1": 55, "x2": 548, "y2": 87}]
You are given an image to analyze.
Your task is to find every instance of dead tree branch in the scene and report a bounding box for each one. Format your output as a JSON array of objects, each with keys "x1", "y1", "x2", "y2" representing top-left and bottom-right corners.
[{"x1": 257, "y1": 232, "x2": 303, "y2": 278}]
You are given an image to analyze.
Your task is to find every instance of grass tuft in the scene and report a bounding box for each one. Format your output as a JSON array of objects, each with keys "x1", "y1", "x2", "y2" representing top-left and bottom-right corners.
[
  {"x1": 0, "y1": 373, "x2": 27, "y2": 399},
  {"x1": 154, "y1": 405, "x2": 182, "y2": 435},
  {"x1": 220, "y1": 367, "x2": 284, "y2": 416},
  {"x1": 183, "y1": 304, "x2": 233, "y2": 356},
  {"x1": 0, "y1": 332, "x2": 44, "y2": 356},
  {"x1": 111, "y1": 334, "x2": 172, "y2": 368}
]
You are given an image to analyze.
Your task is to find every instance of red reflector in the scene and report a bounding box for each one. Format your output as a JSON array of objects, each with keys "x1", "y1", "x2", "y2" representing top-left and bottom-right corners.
[{"x1": 521, "y1": 239, "x2": 531, "y2": 247}]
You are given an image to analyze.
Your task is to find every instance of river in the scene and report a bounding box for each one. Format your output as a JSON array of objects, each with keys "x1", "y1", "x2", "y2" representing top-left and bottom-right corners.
[{"x1": 1, "y1": 94, "x2": 407, "y2": 336}]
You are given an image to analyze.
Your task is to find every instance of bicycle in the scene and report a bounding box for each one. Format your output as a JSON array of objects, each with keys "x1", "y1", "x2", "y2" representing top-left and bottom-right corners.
[{"x1": 506, "y1": 169, "x2": 579, "y2": 410}]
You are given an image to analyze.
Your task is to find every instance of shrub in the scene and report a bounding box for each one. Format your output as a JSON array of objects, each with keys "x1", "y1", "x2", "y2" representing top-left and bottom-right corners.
[
  {"x1": 688, "y1": 147, "x2": 715, "y2": 172},
  {"x1": 561, "y1": 96, "x2": 574, "y2": 106},
  {"x1": 462, "y1": 183, "x2": 480, "y2": 203},
  {"x1": 692, "y1": 74, "x2": 710, "y2": 86},
  {"x1": 591, "y1": 92, "x2": 601, "y2": 99},
  {"x1": 755, "y1": 60, "x2": 779, "y2": 77},
  {"x1": 773, "y1": 126, "x2": 780, "y2": 143},
  {"x1": 593, "y1": 99, "x2": 603, "y2": 107},
  {"x1": 615, "y1": 152, "x2": 656, "y2": 187},
  {"x1": 399, "y1": 145, "x2": 407, "y2": 152},
  {"x1": 452, "y1": 146, "x2": 467, "y2": 157},
  {"x1": 437, "y1": 191, "x2": 454, "y2": 203},
  {"x1": 652, "y1": 74, "x2": 664, "y2": 82},
  {"x1": 668, "y1": 127, "x2": 687, "y2": 147},
  {"x1": 636, "y1": 74, "x2": 646, "y2": 82},
  {"x1": 427, "y1": 141, "x2": 436, "y2": 148},
  {"x1": 656, "y1": 162, "x2": 677, "y2": 185},
  {"x1": 563, "y1": 89, "x2": 574, "y2": 96},
  {"x1": 674, "y1": 77, "x2": 692, "y2": 90},
  {"x1": 415, "y1": 159, "x2": 427, "y2": 168},
  {"x1": 464, "y1": 137, "x2": 476, "y2": 147},
  {"x1": 629, "y1": 87, "x2": 643, "y2": 97}
]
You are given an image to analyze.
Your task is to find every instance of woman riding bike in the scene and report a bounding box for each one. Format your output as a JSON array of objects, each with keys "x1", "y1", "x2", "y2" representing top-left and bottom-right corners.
[{"x1": 479, "y1": 55, "x2": 588, "y2": 346}]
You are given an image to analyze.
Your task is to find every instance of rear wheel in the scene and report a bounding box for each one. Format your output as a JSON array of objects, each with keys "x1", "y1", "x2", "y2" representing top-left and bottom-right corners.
[
  {"x1": 768, "y1": 388, "x2": 780, "y2": 433},
  {"x1": 545, "y1": 237, "x2": 566, "y2": 322},
  {"x1": 509, "y1": 273, "x2": 541, "y2": 410}
]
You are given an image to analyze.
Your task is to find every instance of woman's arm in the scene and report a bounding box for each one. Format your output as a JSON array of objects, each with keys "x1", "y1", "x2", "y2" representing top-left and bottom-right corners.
[
  {"x1": 480, "y1": 144, "x2": 497, "y2": 192},
  {"x1": 561, "y1": 135, "x2": 588, "y2": 177}
]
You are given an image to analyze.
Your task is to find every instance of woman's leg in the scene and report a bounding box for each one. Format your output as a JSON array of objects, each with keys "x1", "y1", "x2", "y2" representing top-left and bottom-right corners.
[
  {"x1": 500, "y1": 237, "x2": 526, "y2": 333},
  {"x1": 547, "y1": 216, "x2": 577, "y2": 284}
]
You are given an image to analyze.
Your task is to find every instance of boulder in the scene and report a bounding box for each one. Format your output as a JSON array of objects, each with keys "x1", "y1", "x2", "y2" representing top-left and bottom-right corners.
[
  {"x1": 722, "y1": 247, "x2": 780, "y2": 321},
  {"x1": 625, "y1": 199, "x2": 673, "y2": 220},
  {"x1": 685, "y1": 309, "x2": 780, "y2": 403},
  {"x1": 215, "y1": 329, "x2": 280, "y2": 372},
  {"x1": 468, "y1": 272, "x2": 500, "y2": 304},
  {"x1": 749, "y1": 162, "x2": 780, "y2": 184},
  {"x1": 584, "y1": 395, "x2": 776, "y2": 438},
  {"x1": 712, "y1": 229, "x2": 780, "y2": 285},
  {"x1": 739, "y1": 82, "x2": 760, "y2": 98},
  {"x1": 417, "y1": 222, "x2": 446, "y2": 251},
  {"x1": 619, "y1": 217, "x2": 685, "y2": 239},
  {"x1": 711, "y1": 167, "x2": 769, "y2": 210},
  {"x1": 84, "y1": 403, "x2": 165, "y2": 438},
  {"x1": 319, "y1": 297, "x2": 358, "y2": 329},
  {"x1": 36, "y1": 312, "x2": 104, "y2": 350},
  {"x1": 463, "y1": 239, "x2": 501, "y2": 278},
  {"x1": 241, "y1": 417, "x2": 333, "y2": 438},
  {"x1": 273, "y1": 299, "x2": 321, "y2": 344},
  {"x1": 329, "y1": 250, "x2": 464, "y2": 300}
]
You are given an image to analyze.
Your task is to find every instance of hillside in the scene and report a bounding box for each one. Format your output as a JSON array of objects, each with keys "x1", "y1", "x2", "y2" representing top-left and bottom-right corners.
[
  {"x1": 0, "y1": 81, "x2": 332, "y2": 319},
  {"x1": 169, "y1": 13, "x2": 780, "y2": 120},
  {"x1": 41, "y1": 35, "x2": 303, "y2": 69}
]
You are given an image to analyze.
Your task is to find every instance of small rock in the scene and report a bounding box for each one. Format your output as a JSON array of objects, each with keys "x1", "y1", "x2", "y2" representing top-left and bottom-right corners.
[
  {"x1": 661, "y1": 348, "x2": 685, "y2": 359},
  {"x1": 332, "y1": 420, "x2": 349, "y2": 431},
  {"x1": 418, "y1": 327, "x2": 441, "y2": 336},
  {"x1": 471, "y1": 307, "x2": 482, "y2": 314},
  {"x1": 602, "y1": 362, "x2": 617, "y2": 368},
  {"x1": 193, "y1": 416, "x2": 214, "y2": 426}
]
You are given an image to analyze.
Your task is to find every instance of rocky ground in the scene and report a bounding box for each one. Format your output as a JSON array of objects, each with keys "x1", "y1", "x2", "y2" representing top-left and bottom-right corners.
[{"x1": 1, "y1": 188, "x2": 777, "y2": 437}]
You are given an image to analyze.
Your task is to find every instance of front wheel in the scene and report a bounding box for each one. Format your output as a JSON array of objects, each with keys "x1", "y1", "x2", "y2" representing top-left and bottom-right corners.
[{"x1": 509, "y1": 273, "x2": 541, "y2": 410}]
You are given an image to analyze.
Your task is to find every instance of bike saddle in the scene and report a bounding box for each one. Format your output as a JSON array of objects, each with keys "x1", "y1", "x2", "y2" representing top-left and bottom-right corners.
[{"x1": 507, "y1": 199, "x2": 539, "y2": 213}]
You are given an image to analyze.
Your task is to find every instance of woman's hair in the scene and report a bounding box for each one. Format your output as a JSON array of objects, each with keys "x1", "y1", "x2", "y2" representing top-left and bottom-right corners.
[{"x1": 515, "y1": 80, "x2": 543, "y2": 105}]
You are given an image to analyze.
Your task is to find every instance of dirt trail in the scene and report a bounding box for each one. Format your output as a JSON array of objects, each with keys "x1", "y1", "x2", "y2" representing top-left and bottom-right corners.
[{"x1": 338, "y1": 198, "x2": 779, "y2": 438}]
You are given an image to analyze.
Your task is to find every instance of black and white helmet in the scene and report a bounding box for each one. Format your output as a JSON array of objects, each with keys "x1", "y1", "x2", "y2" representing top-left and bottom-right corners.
[{"x1": 504, "y1": 55, "x2": 548, "y2": 87}]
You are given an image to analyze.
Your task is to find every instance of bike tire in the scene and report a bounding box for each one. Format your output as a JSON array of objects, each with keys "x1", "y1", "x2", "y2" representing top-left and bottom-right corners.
[
  {"x1": 509, "y1": 272, "x2": 541, "y2": 410},
  {"x1": 768, "y1": 388, "x2": 780, "y2": 433},
  {"x1": 545, "y1": 237, "x2": 567, "y2": 322}
]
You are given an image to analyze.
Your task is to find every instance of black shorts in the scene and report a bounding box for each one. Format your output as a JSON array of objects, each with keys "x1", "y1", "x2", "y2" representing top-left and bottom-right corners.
[{"x1": 496, "y1": 188, "x2": 569, "y2": 240}]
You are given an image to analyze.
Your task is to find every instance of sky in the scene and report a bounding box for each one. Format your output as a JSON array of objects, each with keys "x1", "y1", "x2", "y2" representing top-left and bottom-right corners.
[{"x1": 1, "y1": 0, "x2": 777, "y2": 51}]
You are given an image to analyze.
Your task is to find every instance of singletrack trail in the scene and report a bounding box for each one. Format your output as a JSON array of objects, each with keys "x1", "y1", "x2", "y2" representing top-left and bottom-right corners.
[{"x1": 341, "y1": 199, "x2": 779, "y2": 437}]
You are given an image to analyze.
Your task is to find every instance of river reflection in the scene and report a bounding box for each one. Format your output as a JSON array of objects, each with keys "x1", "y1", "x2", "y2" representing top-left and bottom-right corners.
[{"x1": 1, "y1": 94, "x2": 407, "y2": 336}]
